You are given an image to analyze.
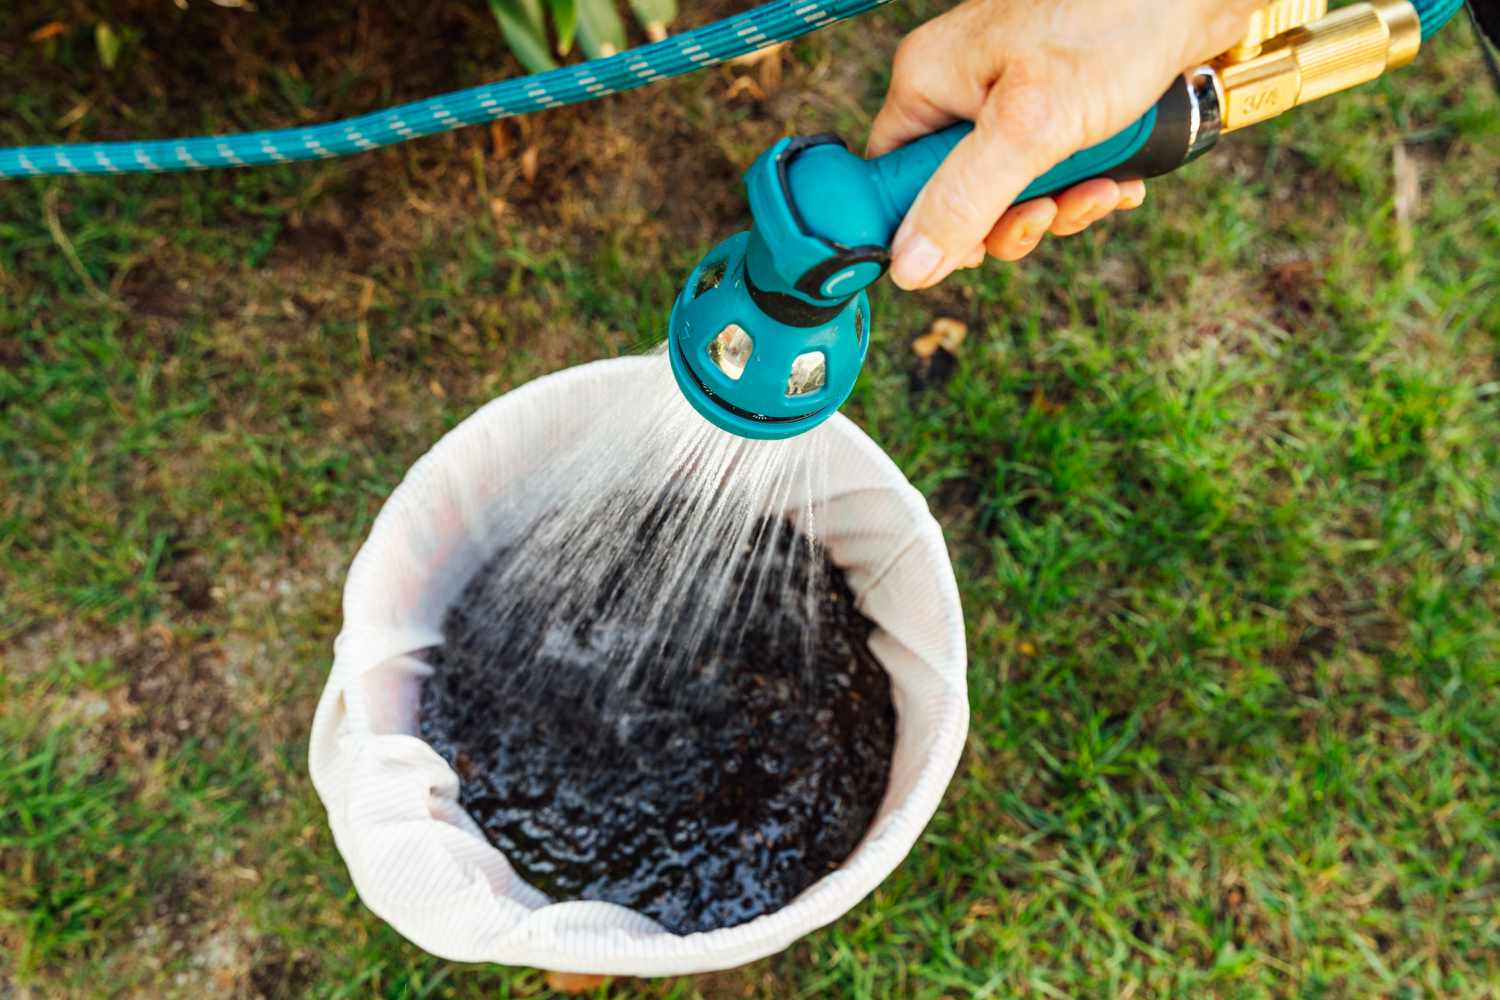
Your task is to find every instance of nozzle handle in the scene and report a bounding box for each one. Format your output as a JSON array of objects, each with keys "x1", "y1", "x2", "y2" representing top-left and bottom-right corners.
[
  {"x1": 753, "y1": 69, "x2": 1219, "y2": 309},
  {"x1": 785, "y1": 69, "x2": 1221, "y2": 273},
  {"x1": 871, "y1": 110, "x2": 1148, "y2": 212},
  {"x1": 867, "y1": 68, "x2": 1220, "y2": 233}
]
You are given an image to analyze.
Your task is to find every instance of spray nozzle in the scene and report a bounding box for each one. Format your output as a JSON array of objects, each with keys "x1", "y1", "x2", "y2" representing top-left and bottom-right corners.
[
  {"x1": 666, "y1": 134, "x2": 912, "y2": 440},
  {"x1": 671, "y1": 0, "x2": 1424, "y2": 439},
  {"x1": 670, "y1": 95, "x2": 1205, "y2": 438},
  {"x1": 667, "y1": 117, "x2": 1174, "y2": 439}
]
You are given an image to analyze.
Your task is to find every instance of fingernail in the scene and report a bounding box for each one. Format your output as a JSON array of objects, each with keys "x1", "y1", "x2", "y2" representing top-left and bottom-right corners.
[
  {"x1": 1018, "y1": 224, "x2": 1043, "y2": 245},
  {"x1": 890, "y1": 231, "x2": 945, "y2": 290}
]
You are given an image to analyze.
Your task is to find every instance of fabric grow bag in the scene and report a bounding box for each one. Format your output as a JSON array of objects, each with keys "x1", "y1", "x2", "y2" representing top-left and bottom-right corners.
[{"x1": 308, "y1": 355, "x2": 967, "y2": 977}]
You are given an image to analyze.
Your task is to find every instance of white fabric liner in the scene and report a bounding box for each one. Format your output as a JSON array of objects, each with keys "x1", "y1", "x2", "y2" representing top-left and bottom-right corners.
[{"x1": 308, "y1": 356, "x2": 968, "y2": 976}]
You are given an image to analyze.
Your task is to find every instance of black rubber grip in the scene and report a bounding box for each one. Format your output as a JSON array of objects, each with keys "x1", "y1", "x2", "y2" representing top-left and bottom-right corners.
[{"x1": 1104, "y1": 72, "x2": 1214, "y2": 183}]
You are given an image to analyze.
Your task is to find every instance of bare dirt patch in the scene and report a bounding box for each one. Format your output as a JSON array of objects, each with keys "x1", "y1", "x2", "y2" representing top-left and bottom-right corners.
[
  {"x1": 120, "y1": 627, "x2": 236, "y2": 758},
  {"x1": 247, "y1": 937, "x2": 318, "y2": 999}
]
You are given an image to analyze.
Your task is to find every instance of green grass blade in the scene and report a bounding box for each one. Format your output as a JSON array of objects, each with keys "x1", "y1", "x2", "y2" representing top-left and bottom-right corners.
[
  {"x1": 488, "y1": 0, "x2": 558, "y2": 73},
  {"x1": 516, "y1": 0, "x2": 549, "y2": 33},
  {"x1": 94, "y1": 22, "x2": 122, "y2": 70}
]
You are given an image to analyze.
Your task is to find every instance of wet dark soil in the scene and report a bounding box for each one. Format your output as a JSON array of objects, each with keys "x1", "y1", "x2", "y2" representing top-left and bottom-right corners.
[{"x1": 418, "y1": 513, "x2": 895, "y2": 934}]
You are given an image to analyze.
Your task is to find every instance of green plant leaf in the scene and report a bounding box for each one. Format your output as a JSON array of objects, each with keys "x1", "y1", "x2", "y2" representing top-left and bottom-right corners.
[
  {"x1": 94, "y1": 22, "x2": 121, "y2": 70},
  {"x1": 489, "y1": 0, "x2": 558, "y2": 73},
  {"x1": 549, "y1": 0, "x2": 578, "y2": 56},
  {"x1": 575, "y1": 0, "x2": 627, "y2": 58},
  {"x1": 628, "y1": 0, "x2": 676, "y2": 38},
  {"x1": 517, "y1": 0, "x2": 548, "y2": 32}
]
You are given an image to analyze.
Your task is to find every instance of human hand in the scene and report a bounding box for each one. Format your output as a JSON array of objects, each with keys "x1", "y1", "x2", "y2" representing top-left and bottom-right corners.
[{"x1": 868, "y1": 0, "x2": 1261, "y2": 288}]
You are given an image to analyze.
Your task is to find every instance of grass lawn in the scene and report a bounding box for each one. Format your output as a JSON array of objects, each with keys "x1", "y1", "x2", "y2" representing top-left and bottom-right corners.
[{"x1": 2, "y1": 2, "x2": 1498, "y2": 997}]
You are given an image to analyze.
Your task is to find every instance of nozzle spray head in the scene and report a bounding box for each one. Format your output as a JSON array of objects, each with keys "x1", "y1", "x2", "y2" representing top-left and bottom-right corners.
[
  {"x1": 669, "y1": 135, "x2": 897, "y2": 440},
  {"x1": 668, "y1": 230, "x2": 872, "y2": 440}
]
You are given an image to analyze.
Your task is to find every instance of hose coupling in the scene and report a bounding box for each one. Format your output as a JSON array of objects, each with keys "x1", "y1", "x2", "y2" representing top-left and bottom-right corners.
[{"x1": 1216, "y1": 0, "x2": 1422, "y2": 132}]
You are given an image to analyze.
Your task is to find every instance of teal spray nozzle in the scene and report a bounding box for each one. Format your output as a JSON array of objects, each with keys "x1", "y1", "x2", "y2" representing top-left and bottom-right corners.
[
  {"x1": 668, "y1": 69, "x2": 1220, "y2": 440},
  {"x1": 670, "y1": 0, "x2": 1437, "y2": 440}
]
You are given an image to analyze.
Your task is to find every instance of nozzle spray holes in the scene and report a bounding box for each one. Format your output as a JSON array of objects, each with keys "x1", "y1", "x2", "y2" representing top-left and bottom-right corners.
[
  {"x1": 709, "y1": 324, "x2": 754, "y2": 380},
  {"x1": 786, "y1": 352, "x2": 827, "y2": 397}
]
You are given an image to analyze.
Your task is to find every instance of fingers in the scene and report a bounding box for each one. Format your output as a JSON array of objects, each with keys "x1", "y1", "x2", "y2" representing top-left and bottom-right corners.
[
  {"x1": 890, "y1": 151, "x2": 1143, "y2": 281},
  {"x1": 1048, "y1": 178, "x2": 1122, "y2": 236},
  {"x1": 985, "y1": 198, "x2": 1057, "y2": 261},
  {"x1": 1050, "y1": 177, "x2": 1146, "y2": 232},
  {"x1": 980, "y1": 180, "x2": 1149, "y2": 265}
]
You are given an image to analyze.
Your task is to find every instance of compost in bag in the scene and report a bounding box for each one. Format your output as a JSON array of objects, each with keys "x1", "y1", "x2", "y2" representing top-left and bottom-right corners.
[{"x1": 419, "y1": 498, "x2": 896, "y2": 935}]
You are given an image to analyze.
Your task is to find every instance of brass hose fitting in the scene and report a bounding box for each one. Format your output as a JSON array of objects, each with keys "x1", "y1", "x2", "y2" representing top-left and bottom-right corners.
[{"x1": 1216, "y1": 0, "x2": 1423, "y2": 131}]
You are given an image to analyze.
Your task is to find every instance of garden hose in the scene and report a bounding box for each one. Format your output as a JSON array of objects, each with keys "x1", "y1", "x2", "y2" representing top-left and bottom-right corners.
[
  {"x1": 0, "y1": 0, "x2": 1467, "y2": 179},
  {"x1": 0, "y1": 0, "x2": 894, "y2": 178}
]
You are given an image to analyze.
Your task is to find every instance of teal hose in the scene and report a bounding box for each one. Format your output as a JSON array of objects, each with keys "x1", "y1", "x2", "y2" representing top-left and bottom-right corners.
[
  {"x1": 0, "y1": 0, "x2": 1466, "y2": 179},
  {"x1": 1420, "y1": 0, "x2": 1467, "y2": 37},
  {"x1": 0, "y1": 0, "x2": 893, "y2": 177}
]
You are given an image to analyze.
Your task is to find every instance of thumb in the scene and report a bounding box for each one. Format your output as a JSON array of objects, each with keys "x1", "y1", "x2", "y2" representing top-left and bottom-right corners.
[{"x1": 889, "y1": 84, "x2": 1072, "y2": 290}]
